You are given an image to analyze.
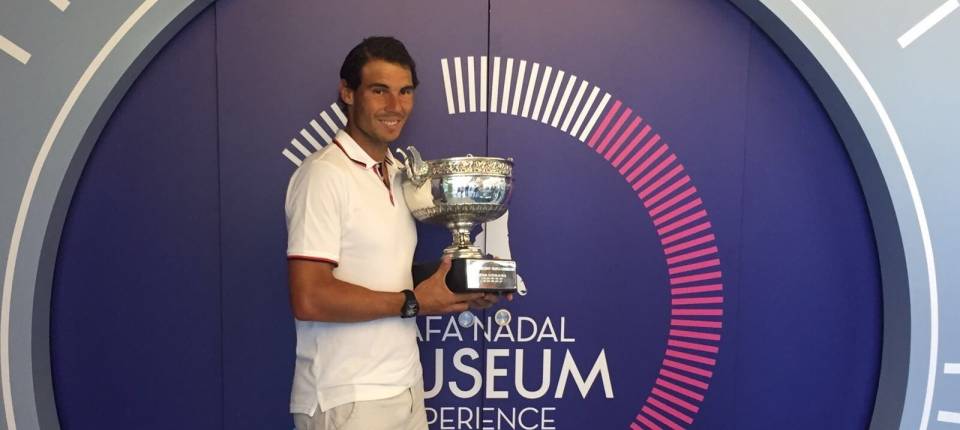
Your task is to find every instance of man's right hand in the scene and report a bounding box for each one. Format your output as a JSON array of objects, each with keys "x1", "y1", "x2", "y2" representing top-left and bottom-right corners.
[{"x1": 414, "y1": 257, "x2": 484, "y2": 315}]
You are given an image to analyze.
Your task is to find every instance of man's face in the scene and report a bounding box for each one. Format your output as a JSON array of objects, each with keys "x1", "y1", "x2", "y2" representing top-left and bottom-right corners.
[{"x1": 341, "y1": 59, "x2": 415, "y2": 147}]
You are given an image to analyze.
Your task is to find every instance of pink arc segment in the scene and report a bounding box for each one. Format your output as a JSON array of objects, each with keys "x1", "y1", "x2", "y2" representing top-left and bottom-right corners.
[
  {"x1": 590, "y1": 98, "x2": 725, "y2": 430},
  {"x1": 448, "y1": 71, "x2": 725, "y2": 430}
]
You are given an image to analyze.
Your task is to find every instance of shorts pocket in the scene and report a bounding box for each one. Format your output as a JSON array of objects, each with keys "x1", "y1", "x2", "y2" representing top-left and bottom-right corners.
[{"x1": 330, "y1": 401, "x2": 356, "y2": 429}]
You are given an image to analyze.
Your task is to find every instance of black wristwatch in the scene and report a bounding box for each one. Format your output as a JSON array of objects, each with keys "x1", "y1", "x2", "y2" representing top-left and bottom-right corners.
[{"x1": 400, "y1": 289, "x2": 419, "y2": 318}]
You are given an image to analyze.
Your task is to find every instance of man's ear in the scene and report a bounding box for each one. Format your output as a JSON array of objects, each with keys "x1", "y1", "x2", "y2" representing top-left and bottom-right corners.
[{"x1": 339, "y1": 79, "x2": 354, "y2": 106}]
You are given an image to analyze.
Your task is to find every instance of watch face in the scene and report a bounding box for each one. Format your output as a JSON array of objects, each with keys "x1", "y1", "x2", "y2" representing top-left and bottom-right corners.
[
  {"x1": 408, "y1": 301, "x2": 419, "y2": 317},
  {"x1": 403, "y1": 292, "x2": 419, "y2": 318}
]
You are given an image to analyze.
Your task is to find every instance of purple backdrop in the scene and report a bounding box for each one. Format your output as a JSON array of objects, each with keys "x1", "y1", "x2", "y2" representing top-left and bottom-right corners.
[{"x1": 51, "y1": 1, "x2": 880, "y2": 429}]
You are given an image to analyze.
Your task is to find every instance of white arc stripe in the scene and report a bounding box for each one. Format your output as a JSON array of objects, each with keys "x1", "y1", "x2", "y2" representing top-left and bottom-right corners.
[
  {"x1": 0, "y1": 35, "x2": 31, "y2": 65},
  {"x1": 551, "y1": 74, "x2": 577, "y2": 128},
  {"x1": 440, "y1": 59, "x2": 455, "y2": 114},
  {"x1": 490, "y1": 57, "x2": 501, "y2": 114},
  {"x1": 454, "y1": 57, "x2": 466, "y2": 113},
  {"x1": 49, "y1": 0, "x2": 70, "y2": 11},
  {"x1": 467, "y1": 56, "x2": 476, "y2": 112},
  {"x1": 290, "y1": 138, "x2": 312, "y2": 157},
  {"x1": 480, "y1": 56, "x2": 488, "y2": 113},
  {"x1": 2, "y1": 2, "x2": 158, "y2": 429},
  {"x1": 521, "y1": 63, "x2": 540, "y2": 118},
  {"x1": 561, "y1": 80, "x2": 589, "y2": 132},
  {"x1": 511, "y1": 60, "x2": 527, "y2": 116},
  {"x1": 946, "y1": 363, "x2": 960, "y2": 374},
  {"x1": 939, "y1": 411, "x2": 960, "y2": 424},
  {"x1": 571, "y1": 87, "x2": 600, "y2": 137},
  {"x1": 898, "y1": 0, "x2": 959, "y2": 48},
  {"x1": 541, "y1": 70, "x2": 565, "y2": 124},
  {"x1": 791, "y1": 2, "x2": 938, "y2": 429},
  {"x1": 299, "y1": 129, "x2": 322, "y2": 151},
  {"x1": 282, "y1": 149, "x2": 303, "y2": 166},
  {"x1": 500, "y1": 58, "x2": 514, "y2": 114},
  {"x1": 319, "y1": 112, "x2": 338, "y2": 135},
  {"x1": 331, "y1": 103, "x2": 347, "y2": 126},
  {"x1": 308, "y1": 120, "x2": 331, "y2": 144},
  {"x1": 579, "y1": 93, "x2": 611, "y2": 141},
  {"x1": 531, "y1": 66, "x2": 552, "y2": 121}
]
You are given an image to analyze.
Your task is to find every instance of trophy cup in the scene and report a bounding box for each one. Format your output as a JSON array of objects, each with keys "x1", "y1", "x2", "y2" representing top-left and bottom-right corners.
[{"x1": 395, "y1": 146, "x2": 518, "y2": 294}]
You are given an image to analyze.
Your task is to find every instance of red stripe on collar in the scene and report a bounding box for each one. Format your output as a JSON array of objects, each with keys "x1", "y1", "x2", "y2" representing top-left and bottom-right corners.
[
  {"x1": 333, "y1": 139, "x2": 395, "y2": 168},
  {"x1": 333, "y1": 139, "x2": 370, "y2": 168}
]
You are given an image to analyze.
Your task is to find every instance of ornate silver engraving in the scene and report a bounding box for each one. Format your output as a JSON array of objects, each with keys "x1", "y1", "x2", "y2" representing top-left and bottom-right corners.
[{"x1": 427, "y1": 158, "x2": 513, "y2": 177}]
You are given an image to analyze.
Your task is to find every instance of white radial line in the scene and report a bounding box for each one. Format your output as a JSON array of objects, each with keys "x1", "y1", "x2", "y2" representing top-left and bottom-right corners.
[
  {"x1": 467, "y1": 56, "x2": 476, "y2": 112},
  {"x1": 791, "y1": 2, "x2": 938, "y2": 429},
  {"x1": 490, "y1": 57, "x2": 501, "y2": 114},
  {"x1": 454, "y1": 57, "x2": 466, "y2": 113},
  {"x1": 299, "y1": 129, "x2": 323, "y2": 150},
  {"x1": 511, "y1": 60, "x2": 527, "y2": 116},
  {"x1": 939, "y1": 411, "x2": 960, "y2": 424},
  {"x1": 282, "y1": 149, "x2": 303, "y2": 166},
  {"x1": 898, "y1": 0, "x2": 959, "y2": 48},
  {"x1": 946, "y1": 363, "x2": 960, "y2": 374},
  {"x1": 540, "y1": 69, "x2": 565, "y2": 124},
  {"x1": 290, "y1": 138, "x2": 312, "y2": 157},
  {"x1": 521, "y1": 62, "x2": 540, "y2": 118},
  {"x1": 578, "y1": 92, "x2": 611, "y2": 141},
  {"x1": 440, "y1": 58, "x2": 456, "y2": 114},
  {"x1": 500, "y1": 58, "x2": 514, "y2": 114},
  {"x1": 2, "y1": 1, "x2": 158, "y2": 429},
  {"x1": 531, "y1": 66, "x2": 552, "y2": 121},
  {"x1": 550, "y1": 74, "x2": 578, "y2": 128},
  {"x1": 480, "y1": 56, "x2": 488, "y2": 113},
  {"x1": 331, "y1": 103, "x2": 347, "y2": 126},
  {"x1": 0, "y1": 35, "x2": 31, "y2": 65},
  {"x1": 319, "y1": 111, "x2": 339, "y2": 135},
  {"x1": 571, "y1": 87, "x2": 600, "y2": 137},
  {"x1": 308, "y1": 120, "x2": 332, "y2": 144},
  {"x1": 49, "y1": 0, "x2": 70, "y2": 11},
  {"x1": 561, "y1": 80, "x2": 589, "y2": 132}
]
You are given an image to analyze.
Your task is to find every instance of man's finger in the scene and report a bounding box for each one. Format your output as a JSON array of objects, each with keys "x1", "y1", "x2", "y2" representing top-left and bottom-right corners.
[
  {"x1": 432, "y1": 256, "x2": 452, "y2": 279},
  {"x1": 471, "y1": 300, "x2": 494, "y2": 310},
  {"x1": 458, "y1": 292, "x2": 485, "y2": 302},
  {"x1": 448, "y1": 302, "x2": 469, "y2": 313}
]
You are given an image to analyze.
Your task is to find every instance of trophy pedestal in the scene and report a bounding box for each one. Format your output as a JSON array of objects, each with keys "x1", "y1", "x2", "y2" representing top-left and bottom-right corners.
[{"x1": 413, "y1": 258, "x2": 518, "y2": 294}]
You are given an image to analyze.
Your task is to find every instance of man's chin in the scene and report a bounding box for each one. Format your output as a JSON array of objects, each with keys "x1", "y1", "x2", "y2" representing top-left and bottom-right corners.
[{"x1": 379, "y1": 131, "x2": 404, "y2": 145}]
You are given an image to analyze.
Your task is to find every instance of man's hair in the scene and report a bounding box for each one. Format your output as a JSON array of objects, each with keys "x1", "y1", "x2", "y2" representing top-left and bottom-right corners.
[{"x1": 339, "y1": 36, "x2": 418, "y2": 104}]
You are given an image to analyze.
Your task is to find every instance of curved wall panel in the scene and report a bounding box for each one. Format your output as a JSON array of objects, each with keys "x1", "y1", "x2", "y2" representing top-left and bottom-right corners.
[{"x1": 47, "y1": 1, "x2": 881, "y2": 429}]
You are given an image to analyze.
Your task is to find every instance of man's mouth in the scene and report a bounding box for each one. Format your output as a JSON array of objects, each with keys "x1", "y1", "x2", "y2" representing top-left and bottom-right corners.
[{"x1": 379, "y1": 118, "x2": 402, "y2": 127}]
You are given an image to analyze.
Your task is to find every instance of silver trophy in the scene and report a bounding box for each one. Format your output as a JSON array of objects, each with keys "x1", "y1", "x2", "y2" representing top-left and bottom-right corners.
[{"x1": 396, "y1": 146, "x2": 518, "y2": 294}]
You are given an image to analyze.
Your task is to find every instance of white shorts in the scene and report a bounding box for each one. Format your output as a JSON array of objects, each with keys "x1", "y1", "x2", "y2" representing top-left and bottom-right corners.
[{"x1": 293, "y1": 381, "x2": 427, "y2": 430}]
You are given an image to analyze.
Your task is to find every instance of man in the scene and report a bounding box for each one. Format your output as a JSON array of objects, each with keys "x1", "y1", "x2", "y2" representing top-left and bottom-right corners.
[{"x1": 285, "y1": 36, "x2": 499, "y2": 430}]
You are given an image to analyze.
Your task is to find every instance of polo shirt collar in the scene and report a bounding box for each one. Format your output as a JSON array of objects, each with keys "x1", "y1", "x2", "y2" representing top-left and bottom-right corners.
[{"x1": 333, "y1": 129, "x2": 396, "y2": 169}]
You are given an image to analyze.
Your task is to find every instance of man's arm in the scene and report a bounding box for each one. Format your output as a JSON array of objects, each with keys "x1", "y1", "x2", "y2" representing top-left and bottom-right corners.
[{"x1": 289, "y1": 257, "x2": 486, "y2": 322}]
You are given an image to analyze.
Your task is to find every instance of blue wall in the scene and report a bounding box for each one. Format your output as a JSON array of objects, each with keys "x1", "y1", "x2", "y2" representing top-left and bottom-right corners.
[{"x1": 50, "y1": 1, "x2": 881, "y2": 428}]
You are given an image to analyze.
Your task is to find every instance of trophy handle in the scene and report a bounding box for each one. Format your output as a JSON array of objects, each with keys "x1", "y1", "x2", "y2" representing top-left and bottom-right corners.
[{"x1": 394, "y1": 146, "x2": 428, "y2": 187}]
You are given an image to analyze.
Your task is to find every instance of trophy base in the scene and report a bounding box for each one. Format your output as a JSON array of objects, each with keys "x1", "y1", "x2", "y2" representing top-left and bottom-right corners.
[{"x1": 413, "y1": 258, "x2": 518, "y2": 294}]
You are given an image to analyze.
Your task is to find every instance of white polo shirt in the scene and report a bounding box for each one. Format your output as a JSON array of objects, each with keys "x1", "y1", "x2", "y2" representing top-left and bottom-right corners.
[{"x1": 285, "y1": 129, "x2": 419, "y2": 415}]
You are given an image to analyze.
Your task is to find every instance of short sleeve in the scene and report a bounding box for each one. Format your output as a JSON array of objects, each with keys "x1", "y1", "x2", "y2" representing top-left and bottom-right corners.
[{"x1": 285, "y1": 159, "x2": 346, "y2": 265}]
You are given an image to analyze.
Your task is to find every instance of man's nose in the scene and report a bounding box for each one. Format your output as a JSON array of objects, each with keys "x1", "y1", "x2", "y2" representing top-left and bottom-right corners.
[{"x1": 384, "y1": 93, "x2": 401, "y2": 112}]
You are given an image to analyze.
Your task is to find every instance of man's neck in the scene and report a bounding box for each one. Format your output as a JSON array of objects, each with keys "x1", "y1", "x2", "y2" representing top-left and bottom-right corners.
[{"x1": 344, "y1": 124, "x2": 388, "y2": 163}]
